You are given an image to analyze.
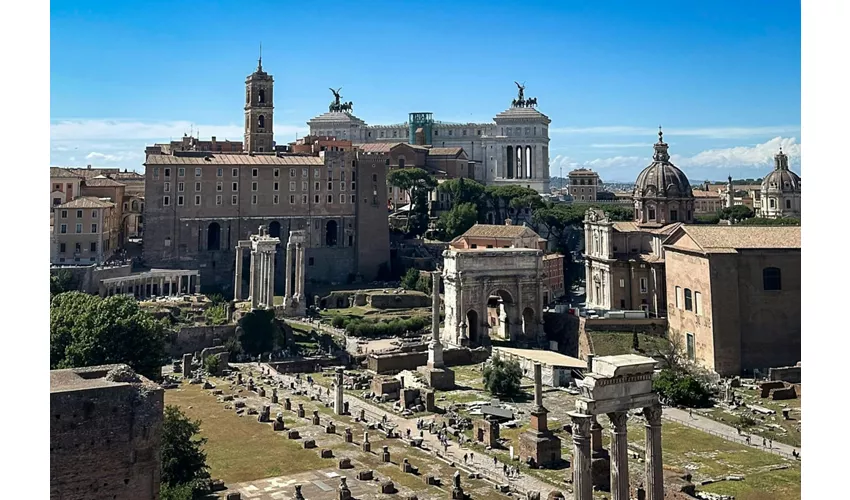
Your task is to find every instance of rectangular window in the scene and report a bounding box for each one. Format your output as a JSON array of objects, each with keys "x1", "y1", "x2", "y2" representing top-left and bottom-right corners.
[
  {"x1": 314, "y1": 168, "x2": 320, "y2": 178},
  {"x1": 350, "y1": 194, "x2": 355, "y2": 203},
  {"x1": 216, "y1": 195, "x2": 222, "y2": 205},
  {"x1": 217, "y1": 182, "x2": 223, "y2": 191},
  {"x1": 302, "y1": 168, "x2": 308, "y2": 177},
  {"x1": 59, "y1": 243, "x2": 66, "y2": 253},
  {"x1": 327, "y1": 194, "x2": 333, "y2": 203},
  {"x1": 195, "y1": 195, "x2": 201, "y2": 206},
  {"x1": 178, "y1": 167, "x2": 185, "y2": 177},
  {"x1": 163, "y1": 196, "x2": 170, "y2": 206},
  {"x1": 290, "y1": 195, "x2": 295, "y2": 204},
  {"x1": 340, "y1": 181, "x2": 346, "y2": 191},
  {"x1": 232, "y1": 168, "x2": 238, "y2": 177},
  {"x1": 164, "y1": 168, "x2": 171, "y2": 178},
  {"x1": 153, "y1": 167, "x2": 160, "y2": 179},
  {"x1": 251, "y1": 195, "x2": 257, "y2": 205},
  {"x1": 91, "y1": 224, "x2": 97, "y2": 233},
  {"x1": 675, "y1": 286, "x2": 682, "y2": 309},
  {"x1": 164, "y1": 182, "x2": 171, "y2": 192},
  {"x1": 639, "y1": 277, "x2": 648, "y2": 294},
  {"x1": 290, "y1": 169, "x2": 296, "y2": 177},
  {"x1": 60, "y1": 224, "x2": 67, "y2": 234},
  {"x1": 195, "y1": 182, "x2": 201, "y2": 191},
  {"x1": 273, "y1": 182, "x2": 279, "y2": 191},
  {"x1": 75, "y1": 223, "x2": 82, "y2": 233},
  {"x1": 232, "y1": 182, "x2": 238, "y2": 191},
  {"x1": 302, "y1": 195, "x2": 308, "y2": 204},
  {"x1": 231, "y1": 195, "x2": 238, "y2": 205},
  {"x1": 91, "y1": 210, "x2": 97, "y2": 218},
  {"x1": 339, "y1": 194, "x2": 345, "y2": 204},
  {"x1": 178, "y1": 182, "x2": 184, "y2": 192},
  {"x1": 273, "y1": 194, "x2": 279, "y2": 205},
  {"x1": 60, "y1": 210, "x2": 67, "y2": 218},
  {"x1": 341, "y1": 171, "x2": 346, "y2": 181},
  {"x1": 314, "y1": 195, "x2": 320, "y2": 203},
  {"x1": 670, "y1": 209, "x2": 678, "y2": 222},
  {"x1": 217, "y1": 168, "x2": 223, "y2": 177},
  {"x1": 686, "y1": 333, "x2": 696, "y2": 361},
  {"x1": 290, "y1": 181, "x2": 296, "y2": 191},
  {"x1": 351, "y1": 182, "x2": 356, "y2": 191},
  {"x1": 619, "y1": 279, "x2": 625, "y2": 288},
  {"x1": 326, "y1": 182, "x2": 331, "y2": 190},
  {"x1": 252, "y1": 182, "x2": 258, "y2": 191},
  {"x1": 694, "y1": 291, "x2": 702, "y2": 316},
  {"x1": 274, "y1": 168, "x2": 280, "y2": 177},
  {"x1": 684, "y1": 288, "x2": 693, "y2": 311},
  {"x1": 195, "y1": 168, "x2": 202, "y2": 177},
  {"x1": 90, "y1": 242, "x2": 97, "y2": 252},
  {"x1": 76, "y1": 210, "x2": 83, "y2": 218},
  {"x1": 75, "y1": 243, "x2": 81, "y2": 253},
  {"x1": 177, "y1": 195, "x2": 184, "y2": 206},
  {"x1": 302, "y1": 181, "x2": 308, "y2": 191},
  {"x1": 252, "y1": 168, "x2": 258, "y2": 178}
]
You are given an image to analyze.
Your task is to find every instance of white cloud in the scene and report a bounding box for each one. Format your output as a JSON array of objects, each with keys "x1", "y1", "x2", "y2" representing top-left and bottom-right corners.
[
  {"x1": 85, "y1": 151, "x2": 128, "y2": 162},
  {"x1": 589, "y1": 143, "x2": 652, "y2": 149},
  {"x1": 551, "y1": 125, "x2": 800, "y2": 139},
  {"x1": 50, "y1": 119, "x2": 308, "y2": 141},
  {"x1": 673, "y1": 136, "x2": 800, "y2": 169}
]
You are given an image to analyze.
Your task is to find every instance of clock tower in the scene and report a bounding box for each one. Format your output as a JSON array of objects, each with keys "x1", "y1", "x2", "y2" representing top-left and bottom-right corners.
[{"x1": 244, "y1": 56, "x2": 274, "y2": 153}]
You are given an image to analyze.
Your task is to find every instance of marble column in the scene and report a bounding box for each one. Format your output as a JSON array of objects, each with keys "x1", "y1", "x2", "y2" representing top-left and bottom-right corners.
[
  {"x1": 267, "y1": 251, "x2": 276, "y2": 306},
  {"x1": 295, "y1": 243, "x2": 303, "y2": 298},
  {"x1": 533, "y1": 362, "x2": 543, "y2": 410},
  {"x1": 607, "y1": 411, "x2": 630, "y2": 500},
  {"x1": 159, "y1": 278, "x2": 164, "y2": 297},
  {"x1": 178, "y1": 275, "x2": 184, "y2": 295},
  {"x1": 644, "y1": 404, "x2": 664, "y2": 500},
  {"x1": 249, "y1": 251, "x2": 256, "y2": 303},
  {"x1": 285, "y1": 242, "x2": 294, "y2": 298},
  {"x1": 194, "y1": 272, "x2": 201, "y2": 294},
  {"x1": 234, "y1": 247, "x2": 243, "y2": 300},
  {"x1": 590, "y1": 416, "x2": 604, "y2": 456},
  {"x1": 570, "y1": 412, "x2": 593, "y2": 500}
]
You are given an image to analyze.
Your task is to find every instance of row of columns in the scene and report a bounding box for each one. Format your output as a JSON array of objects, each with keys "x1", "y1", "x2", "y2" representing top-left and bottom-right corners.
[
  {"x1": 569, "y1": 405, "x2": 663, "y2": 500},
  {"x1": 250, "y1": 247, "x2": 276, "y2": 309},
  {"x1": 501, "y1": 144, "x2": 536, "y2": 180},
  {"x1": 102, "y1": 272, "x2": 200, "y2": 298},
  {"x1": 284, "y1": 240, "x2": 305, "y2": 300}
]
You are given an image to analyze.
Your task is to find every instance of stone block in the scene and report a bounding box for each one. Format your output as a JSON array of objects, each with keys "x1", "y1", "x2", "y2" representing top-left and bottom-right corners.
[
  {"x1": 418, "y1": 366, "x2": 455, "y2": 390},
  {"x1": 287, "y1": 430, "x2": 300, "y2": 439},
  {"x1": 519, "y1": 428, "x2": 562, "y2": 468},
  {"x1": 546, "y1": 491, "x2": 564, "y2": 500},
  {"x1": 273, "y1": 419, "x2": 285, "y2": 431},
  {"x1": 321, "y1": 449, "x2": 334, "y2": 459},
  {"x1": 344, "y1": 428, "x2": 353, "y2": 443},
  {"x1": 357, "y1": 470, "x2": 373, "y2": 481},
  {"x1": 338, "y1": 458, "x2": 353, "y2": 469},
  {"x1": 226, "y1": 493, "x2": 242, "y2": 500},
  {"x1": 760, "y1": 381, "x2": 785, "y2": 398},
  {"x1": 326, "y1": 423, "x2": 336, "y2": 434},
  {"x1": 285, "y1": 398, "x2": 292, "y2": 411},
  {"x1": 362, "y1": 441, "x2": 371, "y2": 453},
  {"x1": 312, "y1": 411, "x2": 321, "y2": 425},
  {"x1": 380, "y1": 481, "x2": 396, "y2": 494},
  {"x1": 425, "y1": 475, "x2": 441, "y2": 486},
  {"x1": 381, "y1": 446, "x2": 390, "y2": 463},
  {"x1": 303, "y1": 439, "x2": 317, "y2": 449},
  {"x1": 771, "y1": 386, "x2": 798, "y2": 400},
  {"x1": 424, "y1": 390, "x2": 436, "y2": 412}
]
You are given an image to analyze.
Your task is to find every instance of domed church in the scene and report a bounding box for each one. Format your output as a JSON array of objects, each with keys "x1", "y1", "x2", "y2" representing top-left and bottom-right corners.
[
  {"x1": 757, "y1": 147, "x2": 801, "y2": 219},
  {"x1": 582, "y1": 128, "x2": 693, "y2": 317}
]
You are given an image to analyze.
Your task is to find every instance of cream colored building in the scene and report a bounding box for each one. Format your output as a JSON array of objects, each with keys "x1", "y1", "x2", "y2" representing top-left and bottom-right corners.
[
  {"x1": 664, "y1": 225, "x2": 801, "y2": 376},
  {"x1": 51, "y1": 197, "x2": 120, "y2": 265},
  {"x1": 758, "y1": 148, "x2": 801, "y2": 219},
  {"x1": 567, "y1": 168, "x2": 600, "y2": 202},
  {"x1": 50, "y1": 167, "x2": 83, "y2": 210}
]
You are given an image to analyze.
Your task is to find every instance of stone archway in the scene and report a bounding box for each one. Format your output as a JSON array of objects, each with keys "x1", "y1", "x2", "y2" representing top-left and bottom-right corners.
[
  {"x1": 487, "y1": 289, "x2": 515, "y2": 341},
  {"x1": 466, "y1": 309, "x2": 480, "y2": 344},
  {"x1": 522, "y1": 307, "x2": 535, "y2": 338}
]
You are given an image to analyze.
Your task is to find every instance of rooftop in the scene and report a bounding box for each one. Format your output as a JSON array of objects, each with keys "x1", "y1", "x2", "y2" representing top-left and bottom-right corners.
[
  {"x1": 667, "y1": 225, "x2": 801, "y2": 253},
  {"x1": 84, "y1": 176, "x2": 126, "y2": 187},
  {"x1": 50, "y1": 364, "x2": 146, "y2": 393},
  {"x1": 145, "y1": 153, "x2": 325, "y2": 166},
  {"x1": 50, "y1": 167, "x2": 83, "y2": 179},
  {"x1": 493, "y1": 347, "x2": 587, "y2": 369},
  {"x1": 460, "y1": 223, "x2": 539, "y2": 239},
  {"x1": 57, "y1": 196, "x2": 115, "y2": 209}
]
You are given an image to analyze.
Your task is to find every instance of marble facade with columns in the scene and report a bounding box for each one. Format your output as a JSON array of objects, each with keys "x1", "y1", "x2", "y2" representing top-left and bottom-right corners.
[
  {"x1": 234, "y1": 227, "x2": 307, "y2": 315},
  {"x1": 99, "y1": 269, "x2": 201, "y2": 298}
]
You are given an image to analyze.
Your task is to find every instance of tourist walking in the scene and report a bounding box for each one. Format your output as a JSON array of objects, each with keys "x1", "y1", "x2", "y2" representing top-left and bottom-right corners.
[
  {"x1": 464, "y1": 453, "x2": 468, "y2": 464},
  {"x1": 470, "y1": 452, "x2": 474, "y2": 463}
]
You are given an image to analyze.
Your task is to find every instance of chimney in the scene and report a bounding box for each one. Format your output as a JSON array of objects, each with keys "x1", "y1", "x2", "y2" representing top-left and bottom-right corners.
[
  {"x1": 211, "y1": 136, "x2": 217, "y2": 147},
  {"x1": 505, "y1": 218, "x2": 513, "y2": 226}
]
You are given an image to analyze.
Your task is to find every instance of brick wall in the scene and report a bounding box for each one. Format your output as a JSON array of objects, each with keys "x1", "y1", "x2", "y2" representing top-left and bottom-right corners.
[{"x1": 167, "y1": 324, "x2": 237, "y2": 358}]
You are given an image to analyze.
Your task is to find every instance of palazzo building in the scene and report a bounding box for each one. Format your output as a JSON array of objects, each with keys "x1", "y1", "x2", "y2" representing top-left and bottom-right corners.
[
  {"x1": 583, "y1": 130, "x2": 694, "y2": 317},
  {"x1": 307, "y1": 84, "x2": 551, "y2": 193},
  {"x1": 757, "y1": 147, "x2": 801, "y2": 219},
  {"x1": 142, "y1": 60, "x2": 391, "y2": 295}
]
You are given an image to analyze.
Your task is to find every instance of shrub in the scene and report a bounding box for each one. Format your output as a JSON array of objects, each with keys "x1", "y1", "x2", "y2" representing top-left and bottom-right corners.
[
  {"x1": 401, "y1": 268, "x2": 420, "y2": 290},
  {"x1": 652, "y1": 368, "x2": 712, "y2": 408},
  {"x1": 736, "y1": 414, "x2": 758, "y2": 428},
  {"x1": 203, "y1": 355, "x2": 219, "y2": 375},
  {"x1": 204, "y1": 304, "x2": 227, "y2": 326},
  {"x1": 482, "y1": 355, "x2": 523, "y2": 397},
  {"x1": 224, "y1": 336, "x2": 242, "y2": 358},
  {"x1": 331, "y1": 316, "x2": 346, "y2": 329}
]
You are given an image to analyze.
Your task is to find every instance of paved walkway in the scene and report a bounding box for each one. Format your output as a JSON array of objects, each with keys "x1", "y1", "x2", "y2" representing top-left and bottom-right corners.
[
  {"x1": 663, "y1": 407, "x2": 800, "y2": 459},
  {"x1": 264, "y1": 365, "x2": 562, "y2": 495}
]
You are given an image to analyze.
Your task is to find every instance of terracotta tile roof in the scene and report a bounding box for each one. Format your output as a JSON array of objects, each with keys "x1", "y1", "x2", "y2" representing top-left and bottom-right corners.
[
  {"x1": 670, "y1": 225, "x2": 801, "y2": 252},
  {"x1": 84, "y1": 176, "x2": 125, "y2": 187},
  {"x1": 144, "y1": 153, "x2": 324, "y2": 166},
  {"x1": 355, "y1": 143, "x2": 398, "y2": 153},
  {"x1": 692, "y1": 189, "x2": 722, "y2": 198},
  {"x1": 57, "y1": 196, "x2": 115, "y2": 209},
  {"x1": 50, "y1": 167, "x2": 83, "y2": 179},
  {"x1": 461, "y1": 223, "x2": 540, "y2": 239},
  {"x1": 612, "y1": 222, "x2": 682, "y2": 235},
  {"x1": 427, "y1": 147, "x2": 464, "y2": 156}
]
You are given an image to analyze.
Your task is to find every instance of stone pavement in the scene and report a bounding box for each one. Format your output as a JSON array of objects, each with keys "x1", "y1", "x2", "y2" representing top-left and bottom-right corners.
[
  {"x1": 663, "y1": 407, "x2": 801, "y2": 459},
  {"x1": 265, "y1": 364, "x2": 567, "y2": 496}
]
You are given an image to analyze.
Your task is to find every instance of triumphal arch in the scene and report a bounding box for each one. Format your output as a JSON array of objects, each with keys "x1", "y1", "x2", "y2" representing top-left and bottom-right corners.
[{"x1": 441, "y1": 245, "x2": 545, "y2": 347}]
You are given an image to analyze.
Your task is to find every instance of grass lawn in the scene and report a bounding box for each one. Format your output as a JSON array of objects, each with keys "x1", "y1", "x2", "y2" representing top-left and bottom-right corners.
[
  {"x1": 164, "y1": 382, "x2": 327, "y2": 483},
  {"x1": 637, "y1": 420, "x2": 801, "y2": 500},
  {"x1": 589, "y1": 332, "x2": 668, "y2": 357},
  {"x1": 699, "y1": 386, "x2": 801, "y2": 448}
]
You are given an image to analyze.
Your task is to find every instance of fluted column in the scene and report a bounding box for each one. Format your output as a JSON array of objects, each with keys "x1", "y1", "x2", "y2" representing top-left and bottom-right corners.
[
  {"x1": 431, "y1": 272, "x2": 441, "y2": 342},
  {"x1": 644, "y1": 404, "x2": 664, "y2": 500},
  {"x1": 295, "y1": 243, "x2": 304, "y2": 297},
  {"x1": 285, "y1": 242, "x2": 294, "y2": 298},
  {"x1": 267, "y1": 251, "x2": 276, "y2": 306},
  {"x1": 234, "y1": 247, "x2": 243, "y2": 300},
  {"x1": 570, "y1": 412, "x2": 592, "y2": 500},
  {"x1": 607, "y1": 411, "x2": 630, "y2": 500},
  {"x1": 250, "y1": 251, "x2": 259, "y2": 308}
]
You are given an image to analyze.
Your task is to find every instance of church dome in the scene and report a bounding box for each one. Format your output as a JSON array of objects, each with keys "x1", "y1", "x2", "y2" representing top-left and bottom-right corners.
[
  {"x1": 762, "y1": 148, "x2": 801, "y2": 193},
  {"x1": 634, "y1": 130, "x2": 693, "y2": 199},
  {"x1": 632, "y1": 129, "x2": 695, "y2": 226}
]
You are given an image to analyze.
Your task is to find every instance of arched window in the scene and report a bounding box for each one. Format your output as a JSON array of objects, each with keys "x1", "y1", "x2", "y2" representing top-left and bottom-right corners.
[
  {"x1": 325, "y1": 220, "x2": 338, "y2": 246},
  {"x1": 763, "y1": 267, "x2": 782, "y2": 291},
  {"x1": 268, "y1": 221, "x2": 281, "y2": 238},
  {"x1": 207, "y1": 222, "x2": 221, "y2": 251},
  {"x1": 648, "y1": 206, "x2": 656, "y2": 221},
  {"x1": 258, "y1": 89, "x2": 265, "y2": 103},
  {"x1": 398, "y1": 158, "x2": 405, "y2": 168},
  {"x1": 258, "y1": 115, "x2": 265, "y2": 128},
  {"x1": 769, "y1": 198, "x2": 775, "y2": 208},
  {"x1": 131, "y1": 200, "x2": 139, "y2": 211},
  {"x1": 684, "y1": 288, "x2": 693, "y2": 311}
]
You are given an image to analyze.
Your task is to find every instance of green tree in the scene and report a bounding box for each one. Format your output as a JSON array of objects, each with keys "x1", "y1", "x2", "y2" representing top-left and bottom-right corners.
[
  {"x1": 695, "y1": 213, "x2": 721, "y2": 225},
  {"x1": 387, "y1": 168, "x2": 437, "y2": 233},
  {"x1": 485, "y1": 185, "x2": 540, "y2": 224},
  {"x1": 740, "y1": 217, "x2": 800, "y2": 226},
  {"x1": 238, "y1": 309, "x2": 286, "y2": 356},
  {"x1": 482, "y1": 355, "x2": 523, "y2": 397},
  {"x1": 50, "y1": 270, "x2": 76, "y2": 297},
  {"x1": 436, "y1": 202, "x2": 479, "y2": 240},
  {"x1": 719, "y1": 205, "x2": 754, "y2": 221},
  {"x1": 401, "y1": 268, "x2": 421, "y2": 290},
  {"x1": 203, "y1": 304, "x2": 227, "y2": 326},
  {"x1": 160, "y1": 405, "x2": 210, "y2": 494},
  {"x1": 203, "y1": 355, "x2": 220, "y2": 375},
  {"x1": 652, "y1": 369, "x2": 712, "y2": 407},
  {"x1": 438, "y1": 177, "x2": 486, "y2": 208},
  {"x1": 50, "y1": 293, "x2": 168, "y2": 380}
]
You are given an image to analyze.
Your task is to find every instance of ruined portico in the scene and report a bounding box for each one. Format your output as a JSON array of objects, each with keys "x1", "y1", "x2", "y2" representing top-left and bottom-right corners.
[
  {"x1": 283, "y1": 230, "x2": 308, "y2": 316},
  {"x1": 99, "y1": 269, "x2": 200, "y2": 298},
  {"x1": 416, "y1": 271, "x2": 455, "y2": 389},
  {"x1": 235, "y1": 226, "x2": 280, "y2": 309},
  {"x1": 571, "y1": 354, "x2": 663, "y2": 500}
]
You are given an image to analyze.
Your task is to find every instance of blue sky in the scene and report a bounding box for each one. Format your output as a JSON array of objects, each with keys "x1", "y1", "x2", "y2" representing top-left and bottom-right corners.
[{"x1": 50, "y1": 0, "x2": 801, "y2": 182}]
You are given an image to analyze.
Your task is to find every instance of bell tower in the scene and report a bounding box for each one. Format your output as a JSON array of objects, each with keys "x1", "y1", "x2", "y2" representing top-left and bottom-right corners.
[{"x1": 244, "y1": 53, "x2": 274, "y2": 153}]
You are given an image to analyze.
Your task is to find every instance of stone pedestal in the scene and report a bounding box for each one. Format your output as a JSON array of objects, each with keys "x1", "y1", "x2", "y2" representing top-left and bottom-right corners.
[
  {"x1": 181, "y1": 353, "x2": 193, "y2": 378},
  {"x1": 417, "y1": 365, "x2": 456, "y2": 390},
  {"x1": 381, "y1": 445, "x2": 390, "y2": 463},
  {"x1": 519, "y1": 363, "x2": 561, "y2": 468}
]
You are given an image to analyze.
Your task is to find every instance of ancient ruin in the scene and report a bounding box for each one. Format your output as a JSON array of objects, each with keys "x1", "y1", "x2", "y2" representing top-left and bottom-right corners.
[
  {"x1": 417, "y1": 271, "x2": 455, "y2": 389},
  {"x1": 519, "y1": 362, "x2": 561, "y2": 467},
  {"x1": 572, "y1": 354, "x2": 663, "y2": 500},
  {"x1": 282, "y1": 230, "x2": 308, "y2": 316},
  {"x1": 334, "y1": 367, "x2": 345, "y2": 416},
  {"x1": 235, "y1": 226, "x2": 280, "y2": 309}
]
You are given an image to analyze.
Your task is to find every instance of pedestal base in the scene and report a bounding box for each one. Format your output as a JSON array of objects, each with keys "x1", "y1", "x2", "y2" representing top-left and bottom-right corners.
[
  {"x1": 281, "y1": 296, "x2": 307, "y2": 317},
  {"x1": 417, "y1": 366, "x2": 455, "y2": 390},
  {"x1": 519, "y1": 430, "x2": 562, "y2": 468}
]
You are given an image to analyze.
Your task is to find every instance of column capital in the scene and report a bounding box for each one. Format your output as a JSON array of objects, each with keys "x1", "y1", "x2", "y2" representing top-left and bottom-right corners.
[
  {"x1": 643, "y1": 404, "x2": 662, "y2": 427},
  {"x1": 607, "y1": 411, "x2": 629, "y2": 432},
  {"x1": 568, "y1": 411, "x2": 592, "y2": 435}
]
